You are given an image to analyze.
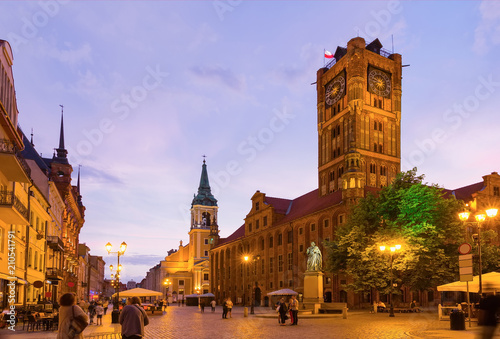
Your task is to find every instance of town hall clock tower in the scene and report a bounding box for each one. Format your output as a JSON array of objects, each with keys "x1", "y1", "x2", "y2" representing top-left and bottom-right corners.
[{"x1": 316, "y1": 37, "x2": 402, "y2": 202}]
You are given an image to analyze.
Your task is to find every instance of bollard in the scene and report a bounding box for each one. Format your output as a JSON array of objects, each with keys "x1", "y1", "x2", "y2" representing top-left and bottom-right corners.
[
  {"x1": 243, "y1": 307, "x2": 248, "y2": 317},
  {"x1": 342, "y1": 306, "x2": 348, "y2": 319}
]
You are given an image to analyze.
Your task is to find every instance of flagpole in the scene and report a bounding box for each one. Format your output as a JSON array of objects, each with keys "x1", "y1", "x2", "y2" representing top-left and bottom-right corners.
[{"x1": 323, "y1": 49, "x2": 326, "y2": 67}]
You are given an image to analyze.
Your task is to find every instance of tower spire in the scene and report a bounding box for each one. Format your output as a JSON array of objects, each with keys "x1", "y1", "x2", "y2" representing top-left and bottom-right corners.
[
  {"x1": 54, "y1": 104, "x2": 68, "y2": 163},
  {"x1": 192, "y1": 158, "x2": 217, "y2": 207}
]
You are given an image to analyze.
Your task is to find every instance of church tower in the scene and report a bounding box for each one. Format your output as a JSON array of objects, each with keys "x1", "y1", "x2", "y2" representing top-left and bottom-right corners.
[
  {"x1": 316, "y1": 37, "x2": 402, "y2": 200},
  {"x1": 189, "y1": 159, "x2": 219, "y2": 260}
]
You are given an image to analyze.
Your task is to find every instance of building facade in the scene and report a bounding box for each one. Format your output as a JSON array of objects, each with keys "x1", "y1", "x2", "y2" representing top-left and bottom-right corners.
[
  {"x1": 210, "y1": 36, "x2": 402, "y2": 308},
  {"x1": 0, "y1": 39, "x2": 31, "y2": 308},
  {"x1": 209, "y1": 36, "x2": 499, "y2": 309}
]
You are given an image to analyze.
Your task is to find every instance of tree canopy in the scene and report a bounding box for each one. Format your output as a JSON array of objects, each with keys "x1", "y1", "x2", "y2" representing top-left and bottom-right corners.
[{"x1": 324, "y1": 168, "x2": 492, "y2": 294}]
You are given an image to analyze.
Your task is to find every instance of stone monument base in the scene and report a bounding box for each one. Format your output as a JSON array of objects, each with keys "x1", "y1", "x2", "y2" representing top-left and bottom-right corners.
[{"x1": 302, "y1": 271, "x2": 324, "y2": 313}]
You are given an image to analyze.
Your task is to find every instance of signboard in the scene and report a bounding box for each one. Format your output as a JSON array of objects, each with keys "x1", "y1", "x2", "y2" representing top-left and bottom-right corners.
[
  {"x1": 45, "y1": 292, "x2": 52, "y2": 298},
  {"x1": 33, "y1": 280, "x2": 44, "y2": 288},
  {"x1": 458, "y1": 243, "x2": 472, "y2": 255},
  {"x1": 459, "y1": 254, "x2": 473, "y2": 282}
]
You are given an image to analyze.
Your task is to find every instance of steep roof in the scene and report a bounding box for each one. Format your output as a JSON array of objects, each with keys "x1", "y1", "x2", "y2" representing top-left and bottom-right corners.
[
  {"x1": 216, "y1": 224, "x2": 245, "y2": 247},
  {"x1": 214, "y1": 188, "x2": 344, "y2": 249},
  {"x1": 449, "y1": 182, "x2": 485, "y2": 201}
]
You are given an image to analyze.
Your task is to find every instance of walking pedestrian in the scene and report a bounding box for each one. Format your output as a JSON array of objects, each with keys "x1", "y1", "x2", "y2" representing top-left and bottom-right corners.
[
  {"x1": 200, "y1": 301, "x2": 205, "y2": 313},
  {"x1": 119, "y1": 297, "x2": 149, "y2": 339},
  {"x1": 57, "y1": 293, "x2": 89, "y2": 339},
  {"x1": 289, "y1": 295, "x2": 299, "y2": 325},
  {"x1": 103, "y1": 300, "x2": 109, "y2": 315},
  {"x1": 88, "y1": 302, "x2": 95, "y2": 325},
  {"x1": 226, "y1": 298, "x2": 233, "y2": 318},
  {"x1": 95, "y1": 303, "x2": 104, "y2": 326},
  {"x1": 276, "y1": 298, "x2": 288, "y2": 326},
  {"x1": 210, "y1": 299, "x2": 216, "y2": 312}
]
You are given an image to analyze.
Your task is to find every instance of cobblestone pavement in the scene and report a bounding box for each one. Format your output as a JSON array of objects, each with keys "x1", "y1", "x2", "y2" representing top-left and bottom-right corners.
[{"x1": 2, "y1": 306, "x2": 495, "y2": 339}]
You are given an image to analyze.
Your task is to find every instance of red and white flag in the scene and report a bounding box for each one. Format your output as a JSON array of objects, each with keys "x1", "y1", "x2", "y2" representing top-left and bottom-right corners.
[{"x1": 324, "y1": 50, "x2": 334, "y2": 59}]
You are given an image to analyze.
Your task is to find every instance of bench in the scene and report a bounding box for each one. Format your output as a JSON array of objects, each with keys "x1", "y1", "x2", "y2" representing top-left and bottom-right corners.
[{"x1": 318, "y1": 302, "x2": 347, "y2": 314}]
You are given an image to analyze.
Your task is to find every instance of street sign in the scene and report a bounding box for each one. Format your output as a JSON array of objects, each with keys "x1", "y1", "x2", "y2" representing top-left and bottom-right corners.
[
  {"x1": 458, "y1": 243, "x2": 472, "y2": 255},
  {"x1": 459, "y1": 254, "x2": 473, "y2": 282}
]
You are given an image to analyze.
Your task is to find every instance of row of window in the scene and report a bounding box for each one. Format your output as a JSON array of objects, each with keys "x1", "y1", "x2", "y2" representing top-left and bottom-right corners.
[
  {"x1": 255, "y1": 219, "x2": 340, "y2": 250},
  {"x1": 248, "y1": 216, "x2": 268, "y2": 232},
  {"x1": 369, "y1": 164, "x2": 387, "y2": 176},
  {"x1": 28, "y1": 248, "x2": 44, "y2": 272}
]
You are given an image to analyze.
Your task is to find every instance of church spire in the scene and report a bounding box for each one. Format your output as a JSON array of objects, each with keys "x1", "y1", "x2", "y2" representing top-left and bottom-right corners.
[
  {"x1": 191, "y1": 158, "x2": 217, "y2": 207},
  {"x1": 54, "y1": 105, "x2": 68, "y2": 164},
  {"x1": 77, "y1": 165, "x2": 83, "y2": 206}
]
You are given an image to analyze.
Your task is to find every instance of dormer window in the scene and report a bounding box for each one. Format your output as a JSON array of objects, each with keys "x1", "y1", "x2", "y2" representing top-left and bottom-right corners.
[{"x1": 256, "y1": 202, "x2": 260, "y2": 211}]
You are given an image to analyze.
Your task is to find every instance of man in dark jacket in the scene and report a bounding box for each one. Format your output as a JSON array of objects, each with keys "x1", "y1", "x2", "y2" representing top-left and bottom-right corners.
[{"x1": 119, "y1": 297, "x2": 149, "y2": 339}]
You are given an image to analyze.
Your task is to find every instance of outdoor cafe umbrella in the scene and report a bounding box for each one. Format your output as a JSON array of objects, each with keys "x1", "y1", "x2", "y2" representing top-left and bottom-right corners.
[
  {"x1": 112, "y1": 287, "x2": 163, "y2": 298},
  {"x1": 266, "y1": 288, "x2": 298, "y2": 296},
  {"x1": 437, "y1": 272, "x2": 500, "y2": 293}
]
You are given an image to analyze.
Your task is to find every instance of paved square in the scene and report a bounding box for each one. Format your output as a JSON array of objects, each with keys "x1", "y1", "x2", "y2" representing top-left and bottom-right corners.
[{"x1": 2, "y1": 306, "x2": 487, "y2": 339}]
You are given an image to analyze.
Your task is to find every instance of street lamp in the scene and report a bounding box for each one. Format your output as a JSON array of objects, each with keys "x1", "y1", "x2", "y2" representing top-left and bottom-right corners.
[
  {"x1": 379, "y1": 244, "x2": 402, "y2": 317},
  {"x1": 458, "y1": 208, "x2": 498, "y2": 295},
  {"x1": 243, "y1": 255, "x2": 249, "y2": 317},
  {"x1": 250, "y1": 254, "x2": 261, "y2": 315},
  {"x1": 106, "y1": 241, "x2": 127, "y2": 324},
  {"x1": 195, "y1": 286, "x2": 201, "y2": 308},
  {"x1": 163, "y1": 278, "x2": 172, "y2": 304}
]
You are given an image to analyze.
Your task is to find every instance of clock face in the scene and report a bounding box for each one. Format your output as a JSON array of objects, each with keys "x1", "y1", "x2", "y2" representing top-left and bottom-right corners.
[
  {"x1": 325, "y1": 75, "x2": 345, "y2": 106},
  {"x1": 368, "y1": 69, "x2": 391, "y2": 97}
]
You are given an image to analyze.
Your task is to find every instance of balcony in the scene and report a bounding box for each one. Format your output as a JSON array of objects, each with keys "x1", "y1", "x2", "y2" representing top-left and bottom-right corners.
[
  {"x1": 47, "y1": 236, "x2": 64, "y2": 252},
  {"x1": 46, "y1": 267, "x2": 63, "y2": 281},
  {"x1": 0, "y1": 190, "x2": 29, "y2": 224},
  {"x1": 0, "y1": 138, "x2": 31, "y2": 183}
]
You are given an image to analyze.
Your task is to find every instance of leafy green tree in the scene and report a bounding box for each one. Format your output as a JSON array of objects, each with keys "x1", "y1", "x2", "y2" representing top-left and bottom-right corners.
[{"x1": 325, "y1": 168, "x2": 474, "y2": 295}]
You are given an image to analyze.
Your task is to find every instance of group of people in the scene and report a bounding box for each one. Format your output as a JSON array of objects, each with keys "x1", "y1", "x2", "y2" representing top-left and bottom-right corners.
[
  {"x1": 57, "y1": 293, "x2": 150, "y2": 339},
  {"x1": 221, "y1": 298, "x2": 234, "y2": 318},
  {"x1": 78, "y1": 299, "x2": 108, "y2": 326},
  {"x1": 275, "y1": 295, "x2": 299, "y2": 326}
]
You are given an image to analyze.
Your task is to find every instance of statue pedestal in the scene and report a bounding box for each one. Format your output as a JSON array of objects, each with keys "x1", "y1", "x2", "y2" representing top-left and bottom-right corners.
[{"x1": 303, "y1": 271, "x2": 324, "y2": 313}]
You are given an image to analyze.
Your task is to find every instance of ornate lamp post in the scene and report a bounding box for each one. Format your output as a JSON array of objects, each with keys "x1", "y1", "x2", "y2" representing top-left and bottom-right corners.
[
  {"x1": 250, "y1": 254, "x2": 261, "y2": 315},
  {"x1": 379, "y1": 244, "x2": 401, "y2": 317},
  {"x1": 106, "y1": 241, "x2": 127, "y2": 324},
  {"x1": 163, "y1": 278, "x2": 172, "y2": 304},
  {"x1": 458, "y1": 208, "x2": 497, "y2": 295}
]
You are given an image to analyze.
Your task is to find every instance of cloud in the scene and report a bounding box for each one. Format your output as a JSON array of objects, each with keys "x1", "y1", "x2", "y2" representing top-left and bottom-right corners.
[
  {"x1": 80, "y1": 164, "x2": 124, "y2": 186},
  {"x1": 118, "y1": 254, "x2": 166, "y2": 266},
  {"x1": 474, "y1": 1, "x2": 500, "y2": 54},
  {"x1": 190, "y1": 65, "x2": 245, "y2": 91},
  {"x1": 40, "y1": 40, "x2": 93, "y2": 66}
]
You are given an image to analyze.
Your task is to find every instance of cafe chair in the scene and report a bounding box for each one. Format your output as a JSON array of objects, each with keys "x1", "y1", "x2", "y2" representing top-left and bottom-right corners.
[{"x1": 26, "y1": 314, "x2": 42, "y2": 331}]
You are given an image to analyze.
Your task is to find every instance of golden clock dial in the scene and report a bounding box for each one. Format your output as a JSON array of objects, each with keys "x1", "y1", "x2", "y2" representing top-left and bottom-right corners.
[
  {"x1": 368, "y1": 69, "x2": 391, "y2": 97},
  {"x1": 325, "y1": 75, "x2": 345, "y2": 106}
]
